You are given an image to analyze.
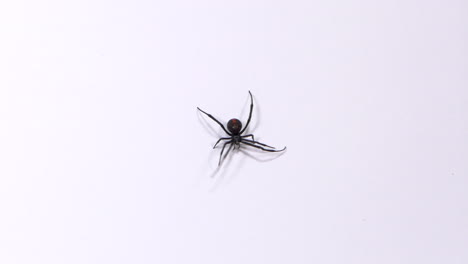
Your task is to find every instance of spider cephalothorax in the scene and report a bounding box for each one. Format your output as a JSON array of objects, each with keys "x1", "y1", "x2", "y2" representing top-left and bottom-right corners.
[{"x1": 197, "y1": 91, "x2": 286, "y2": 166}]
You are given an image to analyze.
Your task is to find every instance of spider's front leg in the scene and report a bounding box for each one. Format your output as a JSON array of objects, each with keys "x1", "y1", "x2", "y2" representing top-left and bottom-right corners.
[
  {"x1": 197, "y1": 107, "x2": 232, "y2": 136},
  {"x1": 213, "y1": 137, "x2": 231, "y2": 149}
]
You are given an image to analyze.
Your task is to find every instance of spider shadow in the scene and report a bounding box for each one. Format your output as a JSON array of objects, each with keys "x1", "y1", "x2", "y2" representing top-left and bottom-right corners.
[
  {"x1": 208, "y1": 145, "x2": 241, "y2": 178},
  {"x1": 208, "y1": 147, "x2": 246, "y2": 191}
]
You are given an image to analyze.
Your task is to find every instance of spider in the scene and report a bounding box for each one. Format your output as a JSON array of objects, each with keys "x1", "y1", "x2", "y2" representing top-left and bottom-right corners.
[{"x1": 197, "y1": 91, "x2": 286, "y2": 166}]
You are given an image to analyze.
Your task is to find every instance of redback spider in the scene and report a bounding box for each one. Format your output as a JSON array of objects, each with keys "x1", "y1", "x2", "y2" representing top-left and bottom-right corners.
[{"x1": 197, "y1": 91, "x2": 286, "y2": 166}]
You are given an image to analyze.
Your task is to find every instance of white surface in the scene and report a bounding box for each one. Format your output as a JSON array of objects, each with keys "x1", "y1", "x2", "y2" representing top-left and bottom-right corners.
[{"x1": 1, "y1": 0, "x2": 467, "y2": 263}]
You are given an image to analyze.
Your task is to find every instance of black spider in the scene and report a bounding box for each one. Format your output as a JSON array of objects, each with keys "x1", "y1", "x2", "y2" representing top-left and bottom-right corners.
[{"x1": 197, "y1": 91, "x2": 286, "y2": 166}]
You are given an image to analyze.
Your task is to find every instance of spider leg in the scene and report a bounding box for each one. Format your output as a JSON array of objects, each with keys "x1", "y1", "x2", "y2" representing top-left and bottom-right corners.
[
  {"x1": 241, "y1": 134, "x2": 255, "y2": 141},
  {"x1": 239, "y1": 91, "x2": 253, "y2": 134},
  {"x1": 242, "y1": 138, "x2": 275, "y2": 149},
  {"x1": 241, "y1": 141, "x2": 286, "y2": 152},
  {"x1": 219, "y1": 141, "x2": 232, "y2": 166},
  {"x1": 197, "y1": 107, "x2": 232, "y2": 136},
  {"x1": 213, "y1": 137, "x2": 231, "y2": 149},
  {"x1": 222, "y1": 143, "x2": 235, "y2": 164}
]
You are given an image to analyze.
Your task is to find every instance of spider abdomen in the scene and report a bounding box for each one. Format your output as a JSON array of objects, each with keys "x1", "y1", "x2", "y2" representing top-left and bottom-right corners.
[{"x1": 227, "y1": 118, "x2": 242, "y2": 135}]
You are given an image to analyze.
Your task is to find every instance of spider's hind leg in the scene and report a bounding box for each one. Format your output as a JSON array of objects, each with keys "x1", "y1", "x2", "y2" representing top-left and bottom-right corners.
[
  {"x1": 242, "y1": 139, "x2": 275, "y2": 149},
  {"x1": 241, "y1": 134, "x2": 255, "y2": 141},
  {"x1": 241, "y1": 141, "x2": 286, "y2": 152},
  {"x1": 219, "y1": 141, "x2": 233, "y2": 166}
]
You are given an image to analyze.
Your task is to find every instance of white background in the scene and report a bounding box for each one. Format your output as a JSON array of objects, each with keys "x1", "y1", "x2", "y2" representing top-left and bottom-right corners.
[{"x1": 1, "y1": 0, "x2": 467, "y2": 263}]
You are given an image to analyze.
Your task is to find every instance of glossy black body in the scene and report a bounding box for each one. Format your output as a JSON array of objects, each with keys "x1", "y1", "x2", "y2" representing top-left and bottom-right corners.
[{"x1": 197, "y1": 91, "x2": 286, "y2": 166}]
